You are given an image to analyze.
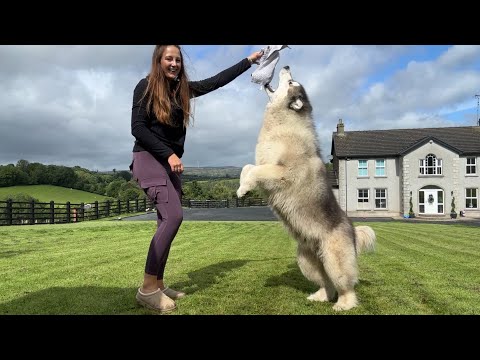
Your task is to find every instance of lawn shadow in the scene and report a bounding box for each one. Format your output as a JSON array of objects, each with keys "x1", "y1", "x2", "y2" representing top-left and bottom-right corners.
[
  {"x1": 170, "y1": 257, "x2": 291, "y2": 295},
  {"x1": 0, "y1": 286, "x2": 143, "y2": 315},
  {"x1": 0, "y1": 249, "x2": 36, "y2": 258},
  {"x1": 264, "y1": 262, "x2": 316, "y2": 293},
  {"x1": 169, "y1": 260, "x2": 249, "y2": 295}
]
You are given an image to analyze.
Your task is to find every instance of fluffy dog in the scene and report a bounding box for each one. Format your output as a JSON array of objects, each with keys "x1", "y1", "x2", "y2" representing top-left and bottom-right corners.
[{"x1": 237, "y1": 66, "x2": 376, "y2": 311}]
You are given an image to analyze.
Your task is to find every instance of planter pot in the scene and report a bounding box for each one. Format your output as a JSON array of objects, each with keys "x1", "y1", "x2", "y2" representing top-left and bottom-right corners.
[{"x1": 450, "y1": 212, "x2": 457, "y2": 219}]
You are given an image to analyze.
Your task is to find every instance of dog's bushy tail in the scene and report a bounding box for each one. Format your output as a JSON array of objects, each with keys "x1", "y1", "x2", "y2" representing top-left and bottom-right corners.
[{"x1": 355, "y1": 225, "x2": 376, "y2": 254}]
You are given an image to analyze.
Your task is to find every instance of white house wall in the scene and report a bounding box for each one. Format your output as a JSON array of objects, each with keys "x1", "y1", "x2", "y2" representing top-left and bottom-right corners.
[
  {"x1": 338, "y1": 158, "x2": 400, "y2": 217},
  {"x1": 459, "y1": 156, "x2": 480, "y2": 217},
  {"x1": 337, "y1": 143, "x2": 480, "y2": 218},
  {"x1": 403, "y1": 141, "x2": 457, "y2": 216}
]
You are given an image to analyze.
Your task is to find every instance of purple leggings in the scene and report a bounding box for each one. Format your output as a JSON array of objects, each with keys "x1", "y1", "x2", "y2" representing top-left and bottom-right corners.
[{"x1": 131, "y1": 151, "x2": 183, "y2": 279}]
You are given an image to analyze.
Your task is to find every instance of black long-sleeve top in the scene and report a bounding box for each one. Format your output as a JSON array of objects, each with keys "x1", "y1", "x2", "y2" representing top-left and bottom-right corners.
[{"x1": 131, "y1": 57, "x2": 252, "y2": 161}]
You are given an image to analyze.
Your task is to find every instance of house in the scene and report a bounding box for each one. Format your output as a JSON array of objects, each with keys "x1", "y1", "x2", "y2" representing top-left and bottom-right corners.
[{"x1": 330, "y1": 119, "x2": 480, "y2": 218}]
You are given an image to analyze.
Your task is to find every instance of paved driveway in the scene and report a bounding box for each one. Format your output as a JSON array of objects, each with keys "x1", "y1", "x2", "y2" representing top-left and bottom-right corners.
[
  {"x1": 125, "y1": 207, "x2": 279, "y2": 221},
  {"x1": 122, "y1": 207, "x2": 480, "y2": 226}
]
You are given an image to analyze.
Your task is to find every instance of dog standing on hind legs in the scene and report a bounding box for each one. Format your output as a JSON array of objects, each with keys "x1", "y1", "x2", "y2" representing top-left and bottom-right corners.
[{"x1": 237, "y1": 66, "x2": 376, "y2": 311}]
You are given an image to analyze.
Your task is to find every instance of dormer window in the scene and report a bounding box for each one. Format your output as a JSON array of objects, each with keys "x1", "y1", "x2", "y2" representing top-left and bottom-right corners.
[{"x1": 419, "y1": 154, "x2": 442, "y2": 175}]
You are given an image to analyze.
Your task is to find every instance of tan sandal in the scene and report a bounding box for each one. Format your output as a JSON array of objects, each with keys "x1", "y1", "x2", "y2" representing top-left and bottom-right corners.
[
  {"x1": 136, "y1": 288, "x2": 176, "y2": 312},
  {"x1": 163, "y1": 287, "x2": 186, "y2": 300}
]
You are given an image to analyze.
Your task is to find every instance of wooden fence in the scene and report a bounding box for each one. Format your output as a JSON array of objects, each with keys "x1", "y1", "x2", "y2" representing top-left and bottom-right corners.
[{"x1": 0, "y1": 197, "x2": 267, "y2": 226}]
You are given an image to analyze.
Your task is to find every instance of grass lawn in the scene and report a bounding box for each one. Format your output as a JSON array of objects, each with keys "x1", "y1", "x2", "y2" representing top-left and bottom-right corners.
[{"x1": 0, "y1": 220, "x2": 478, "y2": 315}]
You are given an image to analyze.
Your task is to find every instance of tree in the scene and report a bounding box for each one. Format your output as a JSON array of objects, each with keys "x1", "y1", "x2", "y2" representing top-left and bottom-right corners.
[
  {"x1": 409, "y1": 192, "x2": 415, "y2": 218},
  {"x1": 116, "y1": 170, "x2": 132, "y2": 182},
  {"x1": 183, "y1": 181, "x2": 204, "y2": 199},
  {"x1": 450, "y1": 195, "x2": 457, "y2": 219},
  {"x1": 106, "y1": 179, "x2": 126, "y2": 198}
]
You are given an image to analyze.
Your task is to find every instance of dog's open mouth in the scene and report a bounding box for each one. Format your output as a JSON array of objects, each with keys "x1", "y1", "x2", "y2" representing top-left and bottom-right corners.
[{"x1": 265, "y1": 84, "x2": 275, "y2": 93}]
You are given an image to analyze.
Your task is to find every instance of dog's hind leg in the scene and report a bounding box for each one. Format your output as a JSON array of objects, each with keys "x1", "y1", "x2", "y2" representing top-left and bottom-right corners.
[
  {"x1": 237, "y1": 164, "x2": 286, "y2": 198},
  {"x1": 322, "y1": 238, "x2": 359, "y2": 311},
  {"x1": 297, "y1": 245, "x2": 336, "y2": 303}
]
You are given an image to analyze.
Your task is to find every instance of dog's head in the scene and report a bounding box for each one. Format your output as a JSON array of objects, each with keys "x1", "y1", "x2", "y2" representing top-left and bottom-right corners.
[{"x1": 264, "y1": 66, "x2": 311, "y2": 114}]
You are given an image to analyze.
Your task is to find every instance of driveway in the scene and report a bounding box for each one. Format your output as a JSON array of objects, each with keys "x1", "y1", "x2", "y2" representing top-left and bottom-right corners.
[
  {"x1": 124, "y1": 207, "x2": 279, "y2": 221},
  {"x1": 122, "y1": 207, "x2": 480, "y2": 226}
]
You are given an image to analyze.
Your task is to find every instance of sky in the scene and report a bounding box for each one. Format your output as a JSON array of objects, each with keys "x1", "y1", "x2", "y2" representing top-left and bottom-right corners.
[{"x1": 1, "y1": 45, "x2": 479, "y2": 172}]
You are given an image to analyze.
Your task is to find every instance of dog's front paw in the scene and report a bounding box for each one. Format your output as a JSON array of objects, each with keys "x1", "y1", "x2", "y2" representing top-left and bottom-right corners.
[
  {"x1": 240, "y1": 164, "x2": 255, "y2": 181},
  {"x1": 236, "y1": 186, "x2": 248, "y2": 198}
]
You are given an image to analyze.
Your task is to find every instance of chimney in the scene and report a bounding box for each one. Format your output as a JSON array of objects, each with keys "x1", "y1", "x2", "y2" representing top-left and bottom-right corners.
[{"x1": 337, "y1": 119, "x2": 345, "y2": 136}]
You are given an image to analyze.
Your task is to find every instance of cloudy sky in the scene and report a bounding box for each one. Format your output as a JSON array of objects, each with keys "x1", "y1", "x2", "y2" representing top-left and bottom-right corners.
[{"x1": 1, "y1": 45, "x2": 479, "y2": 171}]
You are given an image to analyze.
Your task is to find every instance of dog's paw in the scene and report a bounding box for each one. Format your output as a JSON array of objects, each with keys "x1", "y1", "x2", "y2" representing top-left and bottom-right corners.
[
  {"x1": 240, "y1": 164, "x2": 255, "y2": 181},
  {"x1": 236, "y1": 186, "x2": 248, "y2": 198},
  {"x1": 307, "y1": 288, "x2": 329, "y2": 302},
  {"x1": 332, "y1": 292, "x2": 357, "y2": 311}
]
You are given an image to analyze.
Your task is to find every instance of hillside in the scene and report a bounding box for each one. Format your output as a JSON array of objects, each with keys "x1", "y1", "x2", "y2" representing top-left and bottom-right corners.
[
  {"x1": 182, "y1": 166, "x2": 242, "y2": 181},
  {"x1": 101, "y1": 166, "x2": 242, "y2": 180},
  {"x1": 0, "y1": 185, "x2": 110, "y2": 203}
]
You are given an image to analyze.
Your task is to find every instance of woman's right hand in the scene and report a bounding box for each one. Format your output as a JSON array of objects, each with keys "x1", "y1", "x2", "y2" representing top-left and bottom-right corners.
[{"x1": 168, "y1": 153, "x2": 184, "y2": 174}]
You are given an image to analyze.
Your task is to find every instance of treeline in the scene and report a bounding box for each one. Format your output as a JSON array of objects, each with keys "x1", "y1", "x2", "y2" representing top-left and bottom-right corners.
[
  {"x1": 0, "y1": 160, "x2": 143, "y2": 202},
  {"x1": 0, "y1": 160, "x2": 265, "y2": 201}
]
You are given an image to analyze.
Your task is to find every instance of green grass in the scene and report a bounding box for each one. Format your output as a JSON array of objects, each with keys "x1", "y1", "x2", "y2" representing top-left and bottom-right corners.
[
  {"x1": 0, "y1": 185, "x2": 109, "y2": 203},
  {"x1": 0, "y1": 220, "x2": 479, "y2": 315}
]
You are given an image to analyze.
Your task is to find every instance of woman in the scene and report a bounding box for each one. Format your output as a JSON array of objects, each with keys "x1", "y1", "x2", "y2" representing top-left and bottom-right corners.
[{"x1": 131, "y1": 45, "x2": 263, "y2": 312}]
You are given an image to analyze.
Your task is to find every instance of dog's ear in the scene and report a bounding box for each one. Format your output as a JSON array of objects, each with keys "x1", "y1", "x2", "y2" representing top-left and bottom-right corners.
[{"x1": 290, "y1": 98, "x2": 304, "y2": 111}]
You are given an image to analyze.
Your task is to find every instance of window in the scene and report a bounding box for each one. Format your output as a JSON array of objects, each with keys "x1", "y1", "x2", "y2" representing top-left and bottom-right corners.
[
  {"x1": 358, "y1": 160, "x2": 368, "y2": 176},
  {"x1": 419, "y1": 191, "x2": 425, "y2": 213},
  {"x1": 357, "y1": 189, "x2": 369, "y2": 210},
  {"x1": 466, "y1": 188, "x2": 478, "y2": 209},
  {"x1": 375, "y1": 159, "x2": 385, "y2": 176},
  {"x1": 419, "y1": 154, "x2": 442, "y2": 175},
  {"x1": 466, "y1": 157, "x2": 477, "y2": 175},
  {"x1": 375, "y1": 188, "x2": 387, "y2": 209},
  {"x1": 437, "y1": 191, "x2": 444, "y2": 213}
]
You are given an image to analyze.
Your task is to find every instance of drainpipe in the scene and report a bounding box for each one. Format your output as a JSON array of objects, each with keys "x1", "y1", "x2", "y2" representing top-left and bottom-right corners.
[{"x1": 345, "y1": 158, "x2": 349, "y2": 215}]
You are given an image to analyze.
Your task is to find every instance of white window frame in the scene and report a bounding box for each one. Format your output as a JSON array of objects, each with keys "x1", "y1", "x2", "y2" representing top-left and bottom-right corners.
[
  {"x1": 375, "y1": 159, "x2": 386, "y2": 176},
  {"x1": 465, "y1": 188, "x2": 478, "y2": 209},
  {"x1": 358, "y1": 160, "x2": 368, "y2": 177},
  {"x1": 419, "y1": 154, "x2": 442, "y2": 175},
  {"x1": 466, "y1": 157, "x2": 477, "y2": 175},
  {"x1": 374, "y1": 188, "x2": 387, "y2": 209},
  {"x1": 357, "y1": 188, "x2": 369, "y2": 210}
]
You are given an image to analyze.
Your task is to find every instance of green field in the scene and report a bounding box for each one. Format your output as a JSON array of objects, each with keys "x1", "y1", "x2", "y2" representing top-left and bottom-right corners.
[
  {"x1": 0, "y1": 220, "x2": 478, "y2": 315},
  {"x1": 0, "y1": 185, "x2": 109, "y2": 203}
]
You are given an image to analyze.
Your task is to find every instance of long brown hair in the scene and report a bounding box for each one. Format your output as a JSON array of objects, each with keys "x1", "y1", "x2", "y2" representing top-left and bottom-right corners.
[{"x1": 143, "y1": 45, "x2": 192, "y2": 127}]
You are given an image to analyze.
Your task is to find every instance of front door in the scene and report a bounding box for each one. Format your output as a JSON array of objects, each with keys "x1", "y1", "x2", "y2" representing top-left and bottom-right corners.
[{"x1": 424, "y1": 189, "x2": 438, "y2": 214}]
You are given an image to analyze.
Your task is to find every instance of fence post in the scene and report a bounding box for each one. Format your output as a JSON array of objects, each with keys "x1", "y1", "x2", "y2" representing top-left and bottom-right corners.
[
  {"x1": 66, "y1": 202, "x2": 71, "y2": 223},
  {"x1": 95, "y1": 201, "x2": 99, "y2": 219},
  {"x1": 30, "y1": 200, "x2": 35, "y2": 225},
  {"x1": 135, "y1": 198, "x2": 139, "y2": 212},
  {"x1": 143, "y1": 198, "x2": 146, "y2": 211},
  {"x1": 106, "y1": 200, "x2": 110, "y2": 218},
  {"x1": 80, "y1": 202, "x2": 84, "y2": 222},
  {"x1": 50, "y1": 201, "x2": 55, "y2": 224},
  {"x1": 7, "y1": 199, "x2": 12, "y2": 226},
  {"x1": 126, "y1": 200, "x2": 130, "y2": 213},
  {"x1": 117, "y1": 199, "x2": 121, "y2": 214}
]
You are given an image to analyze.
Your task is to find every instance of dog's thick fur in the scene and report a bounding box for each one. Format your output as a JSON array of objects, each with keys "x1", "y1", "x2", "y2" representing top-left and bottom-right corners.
[{"x1": 237, "y1": 66, "x2": 376, "y2": 311}]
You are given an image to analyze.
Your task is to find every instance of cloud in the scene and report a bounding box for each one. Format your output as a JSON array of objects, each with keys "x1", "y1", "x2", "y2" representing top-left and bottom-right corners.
[{"x1": 1, "y1": 45, "x2": 479, "y2": 171}]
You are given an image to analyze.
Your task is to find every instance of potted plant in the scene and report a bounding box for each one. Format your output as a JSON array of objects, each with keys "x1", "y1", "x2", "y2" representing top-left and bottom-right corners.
[
  {"x1": 450, "y1": 195, "x2": 457, "y2": 219},
  {"x1": 408, "y1": 192, "x2": 415, "y2": 218}
]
